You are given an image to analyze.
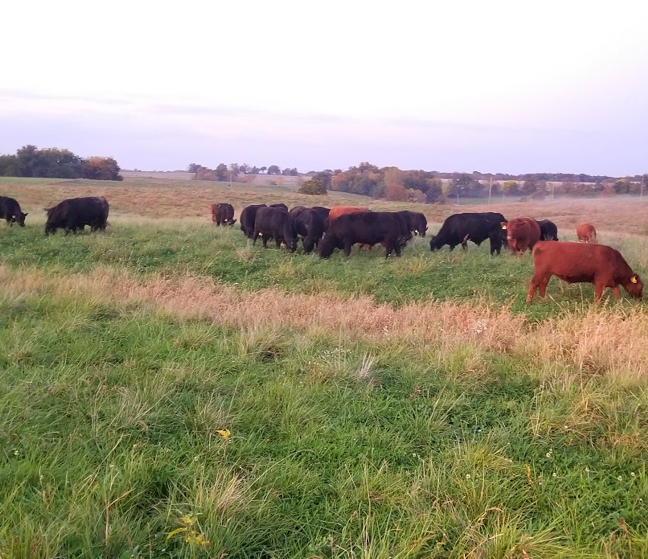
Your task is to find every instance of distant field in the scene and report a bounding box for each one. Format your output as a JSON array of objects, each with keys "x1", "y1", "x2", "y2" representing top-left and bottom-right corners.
[{"x1": 2, "y1": 176, "x2": 648, "y2": 557}]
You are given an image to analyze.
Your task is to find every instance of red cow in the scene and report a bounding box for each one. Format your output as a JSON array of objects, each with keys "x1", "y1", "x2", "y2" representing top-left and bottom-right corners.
[
  {"x1": 327, "y1": 206, "x2": 370, "y2": 224},
  {"x1": 527, "y1": 241, "x2": 643, "y2": 302},
  {"x1": 576, "y1": 223, "x2": 597, "y2": 243},
  {"x1": 501, "y1": 217, "x2": 541, "y2": 256}
]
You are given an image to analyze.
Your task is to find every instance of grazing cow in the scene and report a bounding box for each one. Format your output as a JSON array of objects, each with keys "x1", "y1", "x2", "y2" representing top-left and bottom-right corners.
[
  {"x1": 501, "y1": 217, "x2": 541, "y2": 256},
  {"x1": 270, "y1": 203, "x2": 289, "y2": 212},
  {"x1": 240, "y1": 204, "x2": 267, "y2": 239},
  {"x1": 0, "y1": 195, "x2": 28, "y2": 227},
  {"x1": 319, "y1": 212, "x2": 412, "y2": 258},
  {"x1": 527, "y1": 241, "x2": 643, "y2": 302},
  {"x1": 290, "y1": 207, "x2": 325, "y2": 254},
  {"x1": 253, "y1": 207, "x2": 297, "y2": 252},
  {"x1": 211, "y1": 203, "x2": 236, "y2": 226},
  {"x1": 397, "y1": 211, "x2": 428, "y2": 237},
  {"x1": 576, "y1": 223, "x2": 597, "y2": 243},
  {"x1": 537, "y1": 219, "x2": 559, "y2": 241},
  {"x1": 430, "y1": 212, "x2": 506, "y2": 255},
  {"x1": 45, "y1": 196, "x2": 109, "y2": 236}
]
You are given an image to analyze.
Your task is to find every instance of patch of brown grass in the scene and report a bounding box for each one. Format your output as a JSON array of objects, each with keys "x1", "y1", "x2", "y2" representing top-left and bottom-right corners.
[{"x1": 4, "y1": 265, "x2": 648, "y2": 384}]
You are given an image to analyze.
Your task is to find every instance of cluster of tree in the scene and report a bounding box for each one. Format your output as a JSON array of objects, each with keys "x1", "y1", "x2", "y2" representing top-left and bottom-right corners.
[
  {"x1": 189, "y1": 163, "x2": 298, "y2": 180},
  {"x1": 324, "y1": 163, "x2": 444, "y2": 203},
  {"x1": 298, "y1": 178, "x2": 327, "y2": 195},
  {"x1": 0, "y1": 145, "x2": 123, "y2": 181}
]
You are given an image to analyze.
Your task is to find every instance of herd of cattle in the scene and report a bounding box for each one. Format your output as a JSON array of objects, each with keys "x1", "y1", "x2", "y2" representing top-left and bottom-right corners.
[{"x1": 0, "y1": 194, "x2": 641, "y2": 302}]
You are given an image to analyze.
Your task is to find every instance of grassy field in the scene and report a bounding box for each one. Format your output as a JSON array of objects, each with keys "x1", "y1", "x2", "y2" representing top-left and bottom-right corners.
[{"x1": 2, "y1": 177, "x2": 648, "y2": 558}]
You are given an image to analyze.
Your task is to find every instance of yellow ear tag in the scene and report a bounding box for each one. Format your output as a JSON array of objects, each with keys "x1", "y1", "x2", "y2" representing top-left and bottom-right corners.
[
  {"x1": 501, "y1": 224, "x2": 507, "y2": 230},
  {"x1": 631, "y1": 275, "x2": 638, "y2": 284}
]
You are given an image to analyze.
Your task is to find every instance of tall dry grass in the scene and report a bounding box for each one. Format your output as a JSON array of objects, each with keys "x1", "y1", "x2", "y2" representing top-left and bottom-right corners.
[{"x1": 3, "y1": 264, "x2": 648, "y2": 385}]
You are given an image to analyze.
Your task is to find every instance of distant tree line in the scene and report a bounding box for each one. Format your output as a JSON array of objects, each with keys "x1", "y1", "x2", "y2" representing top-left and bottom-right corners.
[
  {"x1": 322, "y1": 166, "x2": 648, "y2": 203},
  {"x1": 0, "y1": 145, "x2": 123, "y2": 181},
  {"x1": 188, "y1": 163, "x2": 298, "y2": 181},
  {"x1": 187, "y1": 159, "x2": 646, "y2": 203}
]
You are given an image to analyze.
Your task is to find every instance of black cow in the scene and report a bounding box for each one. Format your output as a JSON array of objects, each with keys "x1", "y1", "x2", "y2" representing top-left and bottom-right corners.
[
  {"x1": 319, "y1": 212, "x2": 412, "y2": 258},
  {"x1": 290, "y1": 207, "x2": 325, "y2": 254},
  {"x1": 45, "y1": 196, "x2": 109, "y2": 236},
  {"x1": 240, "y1": 204, "x2": 267, "y2": 239},
  {"x1": 537, "y1": 219, "x2": 559, "y2": 241},
  {"x1": 211, "y1": 203, "x2": 236, "y2": 226},
  {"x1": 270, "y1": 203, "x2": 289, "y2": 212},
  {"x1": 397, "y1": 211, "x2": 428, "y2": 237},
  {"x1": 311, "y1": 206, "x2": 331, "y2": 230},
  {"x1": 430, "y1": 212, "x2": 506, "y2": 255},
  {"x1": 0, "y1": 195, "x2": 28, "y2": 227},
  {"x1": 253, "y1": 207, "x2": 297, "y2": 252}
]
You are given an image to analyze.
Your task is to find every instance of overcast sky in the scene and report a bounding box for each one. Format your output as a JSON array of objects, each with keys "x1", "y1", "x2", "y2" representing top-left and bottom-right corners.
[{"x1": 2, "y1": 1, "x2": 647, "y2": 176}]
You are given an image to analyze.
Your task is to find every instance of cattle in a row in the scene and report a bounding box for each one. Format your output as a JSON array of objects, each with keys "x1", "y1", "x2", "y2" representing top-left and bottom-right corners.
[
  {"x1": 211, "y1": 203, "x2": 236, "y2": 226},
  {"x1": 0, "y1": 195, "x2": 28, "y2": 227},
  {"x1": 45, "y1": 196, "x2": 110, "y2": 235},
  {"x1": 527, "y1": 241, "x2": 642, "y2": 302}
]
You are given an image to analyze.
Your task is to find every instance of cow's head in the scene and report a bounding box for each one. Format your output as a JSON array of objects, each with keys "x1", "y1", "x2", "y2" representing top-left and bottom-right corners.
[
  {"x1": 429, "y1": 235, "x2": 442, "y2": 251},
  {"x1": 12, "y1": 212, "x2": 28, "y2": 227},
  {"x1": 626, "y1": 273, "x2": 643, "y2": 299}
]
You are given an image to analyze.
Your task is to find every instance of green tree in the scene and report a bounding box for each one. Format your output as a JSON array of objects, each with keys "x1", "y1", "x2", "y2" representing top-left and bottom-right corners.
[
  {"x1": 0, "y1": 154, "x2": 18, "y2": 176},
  {"x1": 215, "y1": 164, "x2": 229, "y2": 181},
  {"x1": 267, "y1": 165, "x2": 281, "y2": 175}
]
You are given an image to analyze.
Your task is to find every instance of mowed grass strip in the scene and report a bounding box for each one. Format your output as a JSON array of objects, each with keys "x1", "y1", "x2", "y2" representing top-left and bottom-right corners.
[{"x1": 2, "y1": 265, "x2": 648, "y2": 556}]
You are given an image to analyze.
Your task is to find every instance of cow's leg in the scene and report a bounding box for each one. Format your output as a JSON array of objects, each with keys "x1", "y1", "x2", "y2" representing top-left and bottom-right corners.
[
  {"x1": 262, "y1": 235, "x2": 270, "y2": 248},
  {"x1": 611, "y1": 285, "x2": 621, "y2": 299},
  {"x1": 594, "y1": 282, "x2": 605, "y2": 302},
  {"x1": 526, "y1": 279, "x2": 538, "y2": 302},
  {"x1": 343, "y1": 240, "x2": 353, "y2": 257},
  {"x1": 275, "y1": 238, "x2": 282, "y2": 249}
]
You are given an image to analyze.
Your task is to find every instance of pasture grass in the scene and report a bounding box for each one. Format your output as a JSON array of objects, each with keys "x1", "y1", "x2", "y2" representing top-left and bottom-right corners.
[{"x1": 1, "y1": 177, "x2": 648, "y2": 557}]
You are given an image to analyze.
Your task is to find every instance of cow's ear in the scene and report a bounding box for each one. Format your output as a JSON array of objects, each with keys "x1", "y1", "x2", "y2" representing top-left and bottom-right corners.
[{"x1": 631, "y1": 275, "x2": 638, "y2": 284}]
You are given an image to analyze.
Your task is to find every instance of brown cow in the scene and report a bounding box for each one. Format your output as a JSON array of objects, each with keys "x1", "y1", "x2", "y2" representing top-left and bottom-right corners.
[
  {"x1": 576, "y1": 223, "x2": 597, "y2": 243},
  {"x1": 501, "y1": 217, "x2": 541, "y2": 256},
  {"x1": 527, "y1": 241, "x2": 643, "y2": 302}
]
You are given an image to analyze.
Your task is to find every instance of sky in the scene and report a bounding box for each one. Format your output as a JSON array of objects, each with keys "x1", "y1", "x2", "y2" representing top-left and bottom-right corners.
[{"x1": 1, "y1": 1, "x2": 647, "y2": 176}]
